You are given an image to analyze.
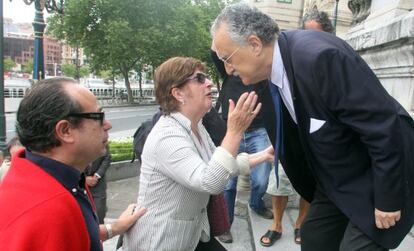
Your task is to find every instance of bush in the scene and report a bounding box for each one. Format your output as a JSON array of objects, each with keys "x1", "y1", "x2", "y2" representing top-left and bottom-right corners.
[{"x1": 109, "y1": 139, "x2": 133, "y2": 162}]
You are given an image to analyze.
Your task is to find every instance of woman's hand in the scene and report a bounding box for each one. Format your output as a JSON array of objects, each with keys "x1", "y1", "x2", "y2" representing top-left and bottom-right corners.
[
  {"x1": 227, "y1": 91, "x2": 261, "y2": 135},
  {"x1": 220, "y1": 92, "x2": 261, "y2": 157}
]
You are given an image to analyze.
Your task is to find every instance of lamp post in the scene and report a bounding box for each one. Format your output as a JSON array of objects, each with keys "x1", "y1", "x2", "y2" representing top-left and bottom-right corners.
[
  {"x1": 0, "y1": 0, "x2": 6, "y2": 151},
  {"x1": 332, "y1": 0, "x2": 340, "y2": 35},
  {"x1": 19, "y1": 0, "x2": 64, "y2": 81}
]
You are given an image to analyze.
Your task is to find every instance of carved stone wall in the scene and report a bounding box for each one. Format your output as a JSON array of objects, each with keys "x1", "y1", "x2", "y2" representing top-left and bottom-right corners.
[{"x1": 346, "y1": 10, "x2": 414, "y2": 114}]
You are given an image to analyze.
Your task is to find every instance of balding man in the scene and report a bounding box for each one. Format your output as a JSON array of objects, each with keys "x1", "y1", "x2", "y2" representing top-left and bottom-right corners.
[{"x1": 0, "y1": 77, "x2": 146, "y2": 250}]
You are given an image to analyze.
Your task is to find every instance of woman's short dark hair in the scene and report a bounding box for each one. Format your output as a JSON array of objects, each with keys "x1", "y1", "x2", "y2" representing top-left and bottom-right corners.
[
  {"x1": 16, "y1": 77, "x2": 83, "y2": 152},
  {"x1": 154, "y1": 57, "x2": 205, "y2": 114}
]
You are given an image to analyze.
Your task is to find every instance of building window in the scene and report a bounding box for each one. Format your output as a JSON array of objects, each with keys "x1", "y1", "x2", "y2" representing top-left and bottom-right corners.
[{"x1": 277, "y1": 0, "x2": 292, "y2": 3}]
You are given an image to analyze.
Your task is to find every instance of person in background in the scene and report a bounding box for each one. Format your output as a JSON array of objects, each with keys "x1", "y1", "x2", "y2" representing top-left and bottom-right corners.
[
  {"x1": 302, "y1": 9, "x2": 335, "y2": 33},
  {"x1": 124, "y1": 57, "x2": 274, "y2": 251},
  {"x1": 0, "y1": 77, "x2": 146, "y2": 250},
  {"x1": 0, "y1": 137, "x2": 24, "y2": 182},
  {"x1": 0, "y1": 150, "x2": 4, "y2": 168},
  {"x1": 211, "y1": 3, "x2": 414, "y2": 251},
  {"x1": 85, "y1": 145, "x2": 112, "y2": 224},
  {"x1": 211, "y1": 50, "x2": 273, "y2": 244}
]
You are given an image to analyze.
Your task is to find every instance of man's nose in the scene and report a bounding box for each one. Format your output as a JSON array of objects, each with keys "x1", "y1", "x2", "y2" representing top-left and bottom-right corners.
[{"x1": 103, "y1": 120, "x2": 112, "y2": 130}]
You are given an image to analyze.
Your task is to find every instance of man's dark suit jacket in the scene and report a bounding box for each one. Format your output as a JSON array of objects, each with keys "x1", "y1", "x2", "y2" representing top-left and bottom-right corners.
[
  {"x1": 85, "y1": 150, "x2": 111, "y2": 198},
  {"x1": 261, "y1": 30, "x2": 414, "y2": 249}
]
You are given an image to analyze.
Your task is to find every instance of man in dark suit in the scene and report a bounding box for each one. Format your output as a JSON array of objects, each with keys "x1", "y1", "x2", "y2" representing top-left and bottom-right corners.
[
  {"x1": 211, "y1": 3, "x2": 414, "y2": 251},
  {"x1": 85, "y1": 145, "x2": 111, "y2": 224}
]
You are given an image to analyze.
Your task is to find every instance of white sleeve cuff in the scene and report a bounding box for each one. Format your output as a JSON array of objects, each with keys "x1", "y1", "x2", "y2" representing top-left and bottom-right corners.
[
  {"x1": 236, "y1": 153, "x2": 250, "y2": 175},
  {"x1": 212, "y1": 147, "x2": 239, "y2": 176}
]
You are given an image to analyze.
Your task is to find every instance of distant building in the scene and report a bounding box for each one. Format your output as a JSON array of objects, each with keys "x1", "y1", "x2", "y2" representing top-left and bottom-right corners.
[
  {"x1": 4, "y1": 33, "x2": 34, "y2": 66},
  {"x1": 61, "y1": 44, "x2": 87, "y2": 66},
  {"x1": 249, "y1": 0, "x2": 352, "y2": 37},
  {"x1": 44, "y1": 37, "x2": 62, "y2": 76},
  {"x1": 3, "y1": 19, "x2": 64, "y2": 76},
  {"x1": 250, "y1": 0, "x2": 306, "y2": 30}
]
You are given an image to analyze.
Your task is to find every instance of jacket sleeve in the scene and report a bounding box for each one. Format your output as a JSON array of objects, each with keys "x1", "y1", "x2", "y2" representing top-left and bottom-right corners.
[{"x1": 95, "y1": 152, "x2": 111, "y2": 178}]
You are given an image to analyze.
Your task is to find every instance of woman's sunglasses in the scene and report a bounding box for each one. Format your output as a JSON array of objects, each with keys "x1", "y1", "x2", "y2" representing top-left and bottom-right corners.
[{"x1": 184, "y1": 72, "x2": 210, "y2": 84}]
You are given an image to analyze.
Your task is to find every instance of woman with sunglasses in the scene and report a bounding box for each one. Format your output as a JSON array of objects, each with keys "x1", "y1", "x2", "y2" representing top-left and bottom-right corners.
[{"x1": 124, "y1": 57, "x2": 274, "y2": 251}]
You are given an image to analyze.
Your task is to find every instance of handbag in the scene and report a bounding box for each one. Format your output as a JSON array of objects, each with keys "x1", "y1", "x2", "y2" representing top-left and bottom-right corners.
[{"x1": 207, "y1": 193, "x2": 231, "y2": 236}]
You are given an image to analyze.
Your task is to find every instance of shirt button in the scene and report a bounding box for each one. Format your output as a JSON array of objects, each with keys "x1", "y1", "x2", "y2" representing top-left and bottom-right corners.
[{"x1": 72, "y1": 188, "x2": 77, "y2": 193}]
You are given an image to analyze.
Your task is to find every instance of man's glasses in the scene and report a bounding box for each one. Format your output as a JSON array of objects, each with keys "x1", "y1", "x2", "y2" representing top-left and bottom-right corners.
[
  {"x1": 184, "y1": 72, "x2": 210, "y2": 84},
  {"x1": 215, "y1": 45, "x2": 240, "y2": 66},
  {"x1": 67, "y1": 112, "x2": 105, "y2": 125}
]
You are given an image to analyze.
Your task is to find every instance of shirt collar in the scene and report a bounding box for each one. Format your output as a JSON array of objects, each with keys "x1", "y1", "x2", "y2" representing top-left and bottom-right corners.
[
  {"x1": 25, "y1": 150, "x2": 83, "y2": 191},
  {"x1": 170, "y1": 111, "x2": 203, "y2": 131},
  {"x1": 270, "y1": 41, "x2": 285, "y2": 89}
]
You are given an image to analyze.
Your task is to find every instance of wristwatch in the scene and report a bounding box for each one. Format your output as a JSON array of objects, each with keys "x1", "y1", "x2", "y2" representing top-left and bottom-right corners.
[{"x1": 105, "y1": 224, "x2": 114, "y2": 239}]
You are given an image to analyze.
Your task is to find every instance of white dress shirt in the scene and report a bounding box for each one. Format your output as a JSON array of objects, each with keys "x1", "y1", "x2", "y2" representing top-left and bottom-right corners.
[{"x1": 271, "y1": 42, "x2": 297, "y2": 124}]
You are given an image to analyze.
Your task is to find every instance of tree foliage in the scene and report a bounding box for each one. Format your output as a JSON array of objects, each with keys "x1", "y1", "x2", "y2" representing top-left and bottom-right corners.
[
  {"x1": 47, "y1": 0, "x2": 235, "y2": 102},
  {"x1": 4, "y1": 58, "x2": 16, "y2": 72},
  {"x1": 22, "y1": 59, "x2": 33, "y2": 74},
  {"x1": 61, "y1": 63, "x2": 90, "y2": 78}
]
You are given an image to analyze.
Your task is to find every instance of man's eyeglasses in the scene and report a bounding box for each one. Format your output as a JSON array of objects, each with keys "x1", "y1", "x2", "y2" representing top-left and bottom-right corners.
[
  {"x1": 184, "y1": 72, "x2": 210, "y2": 84},
  {"x1": 67, "y1": 112, "x2": 105, "y2": 125},
  {"x1": 217, "y1": 47, "x2": 240, "y2": 65}
]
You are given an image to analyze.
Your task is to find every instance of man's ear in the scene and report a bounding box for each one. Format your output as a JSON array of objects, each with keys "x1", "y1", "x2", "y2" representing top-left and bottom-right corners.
[
  {"x1": 171, "y1": 87, "x2": 185, "y2": 104},
  {"x1": 247, "y1": 35, "x2": 263, "y2": 56},
  {"x1": 55, "y1": 120, "x2": 76, "y2": 144}
]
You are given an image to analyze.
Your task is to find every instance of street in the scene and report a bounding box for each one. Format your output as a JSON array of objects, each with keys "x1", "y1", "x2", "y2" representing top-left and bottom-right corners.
[{"x1": 4, "y1": 105, "x2": 159, "y2": 141}]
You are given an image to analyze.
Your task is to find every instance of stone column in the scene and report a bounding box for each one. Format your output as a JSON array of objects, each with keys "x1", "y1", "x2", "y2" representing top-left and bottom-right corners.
[{"x1": 346, "y1": 0, "x2": 414, "y2": 116}]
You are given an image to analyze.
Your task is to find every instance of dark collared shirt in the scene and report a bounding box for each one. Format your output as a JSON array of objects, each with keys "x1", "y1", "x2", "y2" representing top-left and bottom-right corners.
[{"x1": 26, "y1": 150, "x2": 102, "y2": 251}]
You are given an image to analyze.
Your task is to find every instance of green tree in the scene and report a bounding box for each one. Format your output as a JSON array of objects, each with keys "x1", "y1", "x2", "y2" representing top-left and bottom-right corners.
[
  {"x1": 46, "y1": 0, "x2": 93, "y2": 80},
  {"x1": 79, "y1": 65, "x2": 90, "y2": 78},
  {"x1": 4, "y1": 58, "x2": 16, "y2": 72},
  {"x1": 48, "y1": 0, "x2": 233, "y2": 102},
  {"x1": 22, "y1": 59, "x2": 33, "y2": 74},
  {"x1": 61, "y1": 63, "x2": 76, "y2": 77}
]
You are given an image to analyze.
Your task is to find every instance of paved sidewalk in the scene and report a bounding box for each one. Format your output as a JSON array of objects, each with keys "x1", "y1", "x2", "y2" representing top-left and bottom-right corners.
[{"x1": 102, "y1": 177, "x2": 414, "y2": 251}]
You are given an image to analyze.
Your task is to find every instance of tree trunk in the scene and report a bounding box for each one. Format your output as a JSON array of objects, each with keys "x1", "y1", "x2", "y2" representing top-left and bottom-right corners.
[
  {"x1": 122, "y1": 69, "x2": 133, "y2": 103},
  {"x1": 75, "y1": 45, "x2": 80, "y2": 80},
  {"x1": 138, "y1": 69, "x2": 143, "y2": 98}
]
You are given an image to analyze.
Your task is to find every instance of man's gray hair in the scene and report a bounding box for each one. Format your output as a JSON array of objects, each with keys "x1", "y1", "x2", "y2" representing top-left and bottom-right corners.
[
  {"x1": 211, "y1": 3, "x2": 279, "y2": 46},
  {"x1": 302, "y1": 10, "x2": 335, "y2": 34}
]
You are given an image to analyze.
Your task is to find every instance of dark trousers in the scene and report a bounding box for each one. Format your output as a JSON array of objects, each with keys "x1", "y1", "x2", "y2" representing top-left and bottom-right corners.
[
  {"x1": 195, "y1": 237, "x2": 227, "y2": 251},
  {"x1": 93, "y1": 196, "x2": 107, "y2": 224},
  {"x1": 301, "y1": 188, "x2": 388, "y2": 251}
]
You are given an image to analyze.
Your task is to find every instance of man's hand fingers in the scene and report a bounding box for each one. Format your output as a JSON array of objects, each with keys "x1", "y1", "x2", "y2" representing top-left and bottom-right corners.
[
  {"x1": 132, "y1": 207, "x2": 147, "y2": 219},
  {"x1": 374, "y1": 209, "x2": 401, "y2": 229}
]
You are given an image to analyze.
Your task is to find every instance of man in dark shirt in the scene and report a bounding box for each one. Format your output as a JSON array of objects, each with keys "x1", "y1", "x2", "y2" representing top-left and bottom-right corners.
[
  {"x1": 212, "y1": 50, "x2": 273, "y2": 243},
  {"x1": 0, "y1": 77, "x2": 146, "y2": 250},
  {"x1": 85, "y1": 145, "x2": 111, "y2": 224}
]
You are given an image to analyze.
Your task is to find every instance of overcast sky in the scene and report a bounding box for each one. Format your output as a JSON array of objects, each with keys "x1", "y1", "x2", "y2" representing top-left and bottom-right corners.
[{"x1": 4, "y1": 1, "x2": 50, "y2": 23}]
